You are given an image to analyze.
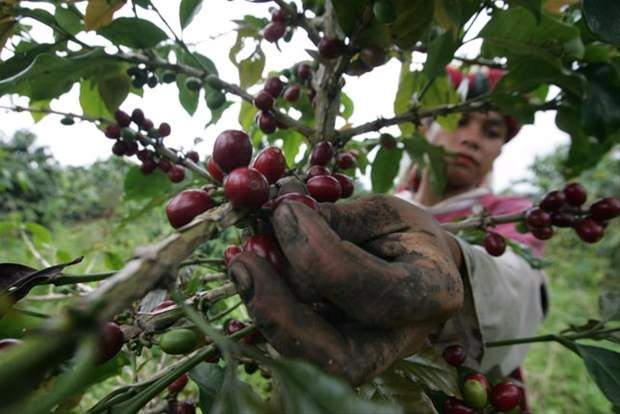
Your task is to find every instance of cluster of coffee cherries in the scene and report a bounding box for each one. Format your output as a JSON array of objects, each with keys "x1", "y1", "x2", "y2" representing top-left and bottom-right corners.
[
  {"x1": 262, "y1": 7, "x2": 292, "y2": 43},
  {"x1": 126, "y1": 65, "x2": 175, "y2": 89},
  {"x1": 483, "y1": 182, "x2": 620, "y2": 257},
  {"x1": 441, "y1": 345, "x2": 524, "y2": 414},
  {"x1": 103, "y1": 108, "x2": 201, "y2": 183}
]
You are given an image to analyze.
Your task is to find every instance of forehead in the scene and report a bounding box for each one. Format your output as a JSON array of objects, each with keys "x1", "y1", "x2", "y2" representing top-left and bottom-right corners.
[{"x1": 466, "y1": 111, "x2": 505, "y2": 124}]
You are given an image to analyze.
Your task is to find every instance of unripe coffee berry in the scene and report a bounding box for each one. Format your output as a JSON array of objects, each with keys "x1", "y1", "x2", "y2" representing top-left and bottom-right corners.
[
  {"x1": 224, "y1": 167, "x2": 270, "y2": 210},
  {"x1": 166, "y1": 189, "x2": 215, "y2": 229},
  {"x1": 442, "y1": 344, "x2": 466, "y2": 366},
  {"x1": 168, "y1": 165, "x2": 186, "y2": 183},
  {"x1": 252, "y1": 146, "x2": 287, "y2": 184},
  {"x1": 213, "y1": 130, "x2": 253, "y2": 173},
  {"x1": 160, "y1": 328, "x2": 198, "y2": 355},
  {"x1": 462, "y1": 379, "x2": 487, "y2": 409},
  {"x1": 307, "y1": 175, "x2": 342, "y2": 202}
]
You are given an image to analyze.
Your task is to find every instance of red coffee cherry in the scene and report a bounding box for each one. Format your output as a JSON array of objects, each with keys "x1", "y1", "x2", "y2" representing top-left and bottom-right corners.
[
  {"x1": 224, "y1": 167, "x2": 270, "y2": 210},
  {"x1": 140, "y1": 159, "x2": 158, "y2": 175},
  {"x1": 539, "y1": 190, "x2": 566, "y2": 212},
  {"x1": 112, "y1": 141, "x2": 128, "y2": 156},
  {"x1": 166, "y1": 189, "x2": 215, "y2": 229},
  {"x1": 258, "y1": 111, "x2": 278, "y2": 134},
  {"x1": 297, "y1": 63, "x2": 312, "y2": 82},
  {"x1": 589, "y1": 197, "x2": 620, "y2": 221},
  {"x1": 114, "y1": 110, "x2": 131, "y2": 127},
  {"x1": 271, "y1": 8, "x2": 287, "y2": 23},
  {"x1": 264, "y1": 76, "x2": 284, "y2": 97},
  {"x1": 442, "y1": 344, "x2": 466, "y2": 367},
  {"x1": 105, "y1": 124, "x2": 121, "y2": 139},
  {"x1": 97, "y1": 322, "x2": 124, "y2": 364},
  {"x1": 263, "y1": 21, "x2": 286, "y2": 42},
  {"x1": 308, "y1": 87, "x2": 316, "y2": 102},
  {"x1": 574, "y1": 218, "x2": 604, "y2": 243},
  {"x1": 531, "y1": 226, "x2": 553, "y2": 240},
  {"x1": 335, "y1": 151, "x2": 356, "y2": 169},
  {"x1": 206, "y1": 157, "x2": 224, "y2": 183},
  {"x1": 186, "y1": 150, "x2": 199, "y2": 163},
  {"x1": 125, "y1": 141, "x2": 138, "y2": 156},
  {"x1": 0, "y1": 338, "x2": 22, "y2": 351},
  {"x1": 153, "y1": 299, "x2": 176, "y2": 312},
  {"x1": 254, "y1": 90, "x2": 274, "y2": 111},
  {"x1": 224, "y1": 245, "x2": 242, "y2": 266},
  {"x1": 318, "y1": 36, "x2": 344, "y2": 59},
  {"x1": 307, "y1": 175, "x2": 342, "y2": 202},
  {"x1": 168, "y1": 165, "x2": 186, "y2": 183},
  {"x1": 252, "y1": 146, "x2": 287, "y2": 184},
  {"x1": 484, "y1": 231, "x2": 506, "y2": 256},
  {"x1": 159, "y1": 158, "x2": 172, "y2": 172},
  {"x1": 332, "y1": 173, "x2": 353, "y2": 198},
  {"x1": 168, "y1": 373, "x2": 189, "y2": 394},
  {"x1": 159, "y1": 122, "x2": 171, "y2": 137},
  {"x1": 525, "y1": 207, "x2": 552, "y2": 229},
  {"x1": 551, "y1": 211, "x2": 575, "y2": 227},
  {"x1": 443, "y1": 397, "x2": 476, "y2": 414},
  {"x1": 306, "y1": 165, "x2": 331, "y2": 180},
  {"x1": 490, "y1": 382, "x2": 522, "y2": 412},
  {"x1": 141, "y1": 118, "x2": 154, "y2": 131},
  {"x1": 213, "y1": 130, "x2": 253, "y2": 173},
  {"x1": 136, "y1": 149, "x2": 151, "y2": 161},
  {"x1": 274, "y1": 193, "x2": 319, "y2": 211},
  {"x1": 243, "y1": 330, "x2": 266, "y2": 345},
  {"x1": 225, "y1": 319, "x2": 247, "y2": 335},
  {"x1": 131, "y1": 108, "x2": 145, "y2": 125},
  {"x1": 310, "y1": 141, "x2": 334, "y2": 166},
  {"x1": 242, "y1": 234, "x2": 286, "y2": 272},
  {"x1": 563, "y1": 182, "x2": 587, "y2": 206},
  {"x1": 169, "y1": 401, "x2": 196, "y2": 414},
  {"x1": 283, "y1": 84, "x2": 301, "y2": 102}
]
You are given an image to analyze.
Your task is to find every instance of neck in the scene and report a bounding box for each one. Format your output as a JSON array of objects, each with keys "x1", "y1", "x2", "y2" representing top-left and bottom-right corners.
[{"x1": 414, "y1": 169, "x2": 478, "y2": 207}]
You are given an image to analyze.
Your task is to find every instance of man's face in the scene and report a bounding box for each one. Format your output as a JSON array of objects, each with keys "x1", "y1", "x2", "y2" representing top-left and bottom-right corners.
[{"x1": 427, "y1": 112, "x2": 507, "y2": 188}]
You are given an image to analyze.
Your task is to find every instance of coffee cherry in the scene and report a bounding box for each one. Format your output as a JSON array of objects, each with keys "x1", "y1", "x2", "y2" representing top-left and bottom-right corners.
[
  {"x1": 168, "y1": 373, "x2": 189, "y2": 394},
  {"x1": 380, "y1": 133, "x2": 397, "y2": 149},
  {"x1": 335, "y1": 151, "x2": 356, "y2": 169},
  {"x1": 462, "y1": 378, "x2": 488, "y2": 409},
  {"x1": 158, "y1": 122, "x2": 171, "y2": 137},
  {"x1": 162, "y1": 71, "x2": 177, "y2": 83},
  {"x1": 258, "y1": 111, "x2": 278, "y2": 134},
  {"x1": 318, "y1": 37, "x2": 344, "y2": 59},
  {"x1": 283, "y1": 84, "x2": 301, "y2": 102},
  {"x1": 213, "y1": 130, "x2": 253, "y2": 173},
  {"x1": 464, "y1": 372, "x2": 490, "y2": 393},
  {"x1": 531, "y1": 226, "x2": 553, "y2": 240},
  {"x1": 168, "y1": 165, "x2": 186, "y2": 183},
  {"x1": 360, "y1": 46, "x2": 387, "y2": 67},
  {"x1": 160, "y1": 328, "x2": 198, "y2": 355},
  {"x1": 589, "y1": 197, "x2": 620, "y2": 221},
  {"x1": 169, "y1": 401, "x2": 196, "y2": 414},
  {"x1": 373, "y1": 0, "x2": 397, "y2": 23},
  {"x1": 252, "y1": 146, "x2": 287, "y2": 184},
  {"x1": 308, "y1": 87, "x2": 317, "y2": 103},
  {"x1": 206, "y1": 90, "x2": 226, "y2": 109},
  {"x1": 136, "y1": 149, "x2": 151, "y2": 161},
  {"x1": 306, "y1": 165, "x2": 331, "y2": 180},
  {"x1": 153, "y1": 299, "x2": 176, "y2": 312},
  {"x1": 204, "y1": 349, "x2": 221, "y2": 363},
  {"x1": 112, "y1": 141, "x2": 128, "y2": 156},
  {"x1": 225, "y1": 319, "x2": 247, "y2": 335},
  {"x1": 274, "y1": 193, "x2": 319, "y2": 211},
  {"x1": 186, "y1": 151, "x2": 199, "y2": 163},
  {"x1": 105, "y1": 124, "x2": 121, "y2": 139},
  {"x1": 61, "y1": 116, "x2": 75, "y2": 125},
  {"x1": 346, "y1": 58, "x2": 372, "y2": 76},
  {"x1": 140, "y1": 159, "x2": 158, "y2": 175},
  {"x1": 574, "y1": 218, "x2": 604, "y2": 243},
  {"x1": 484, "y1": 231, "x2": 506, "y2": 256},
  {"x1": 242, "y1": 234, "x2": 286, "y2": 272},
  {"x1": 0, "y1": 338, "x2": 22, "y2": 351},
  {"x1": 159, "y1": 159, "x2": 172, "y2": 172},
  {"x1": 141, "y1": 118, "x2": 154, "y2": 131},
  {"x1": 243, "y1": 330, "x2": 266, "y2": 345},
  {"x1": 97, "y1": 322, "x2": 124, "y2": 363},
  {"x1": 310, "y1": 141, "x2": 334, "y2": 166},
  {"x1": 131, "y1": 108, "x2": 145, "y2": 125},
  {"x1": 206, "y1": 157, "x2": 224, "y2": 183},
  {"x1": 125, "y1": 141, "x2": 138, "y2": 156},
  {"x1": 264, "y1": 76, "x2": 284, "y2": 97},
  {"x1": 332, "y1": 173, "x2": 353, "y2": 198},
  {"x1": 263, "y1": 22, "x2": 286, "y2": 42},
  {"x1": 525, "y1": 207, "x2": 552, "y2": 229},
  {"x1": 254, "y1": 90, "x2": 274, "y2": 111},
  {"x1": 224, "y1": 245, "x2": 242, "y2": 266},
  {"x1": 271, "y1": 8, "x2": 287, "y2": 23},
  {"x1": 297, "y1": 63, "x2": 312, "y2": 82},
  {"x1": 185, "y1": 77, "x2": 202, "y2": 91},
  {"x1": 443, "y1": 397, "x2": 476, "y2": 414},
  {"x1": 166, "y1": 189, "x2": 214, "y2": 229},
  {"x1": 147, "y1": 74, "x2": 158, "y2": 88},
  {"x1": 563, "y1": 182, "x2": 587, "y2": 206},
  {"x1": 551, "y1": 211, "x2": 575, "y2": 227},
  {"x1": 539, "y1": 190, "x2": 566, "y2": 212},
  {"x1": 490, "y1": 382, "x2": 522, "y2": 412},
  {"x1": 442, "y1": 344, "x2": 466, "y2": 366},
  {"x1": 307, "y1": 175, "x2": 342, "y2": 202},
  {"x1": 224, "y1": 167, "x2": 270, "y2": 210},
  {"x1": 114, "y1": 110, "x2": 131, "y2": 127}
]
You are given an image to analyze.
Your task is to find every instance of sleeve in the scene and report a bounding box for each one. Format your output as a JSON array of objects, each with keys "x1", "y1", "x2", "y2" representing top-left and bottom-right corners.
[{"x1": 431, "y1": 235, "x2": 548, "y2": 378}]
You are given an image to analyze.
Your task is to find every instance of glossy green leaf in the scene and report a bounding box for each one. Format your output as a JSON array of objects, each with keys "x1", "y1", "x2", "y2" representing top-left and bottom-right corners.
[
  {"x1": 396, "y1": 347, "x2": 459, "y2": 395},
  {"x1": 205, "y1": 99, "x2": 233, "y2": 128},
  {"x1": 15, "y1": 7, "x2": 57, "y2": 29},
  {"x1": 180, "y1": 0, "x2": 203, "y2": 29},
  {"x1": 423, "y1": 30, "x2": 459, "y2": 82},
  {"x1": 99, "y1": 71, "x2": 131, "y2": 113},
  {"x1": 80, "y1": 79, "x2": 112, "y2": 119},
  {"x1": 391, "y1": 0, "x2": 434, "y2": 50},
  {"x1": 238, "y1": 47, "x2": 265, "y2": 89},
  {"x1": 575, "y1": 344, "x2": 620, "y2": 405},
  {"x1": 239, "y1": 100, "x2": 258, "y2": 130},
  {"x1": 583, "y1": 0, "x2": 620, "y2": 46},
  {"x1": 332, "y1": 0, "x2": 366, "y2": 34},
  {"x1": 371, "y1": 147, "x2": 403, "y2": 193},
  {"x1": 280, "y1": 129, "x2": 304, "y2": 167},
  {"x1": 190, "y1": 363, "x2": 226, "y2": 413},
  {"x1": 176, "y1": 74, "x2": 200, "y2": 115},
  {"x1": 54, "y1": 6, "x2": 82, "y2": 35},
  {"x1": 124, "y1": 166, "x2": 172, "y2": 201},
  {"x1": 508, "y1": 0, "x2": 542, "y2": 21},
  {"x1": 29, "y1": 100, "x2": 50, "y2": 123},
  {"x1": 340, "y1": 92, "x2": 354, "y2": 121},
  {"x1": 98, "y1": 17, "x2": 167, "y2": 49},
  {"x1": 579, "y1": 63, "x2": 620, "y2": 138}
]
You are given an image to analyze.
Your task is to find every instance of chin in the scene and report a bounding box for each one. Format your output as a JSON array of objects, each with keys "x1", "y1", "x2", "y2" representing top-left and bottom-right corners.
[{"x1": 446, "y1": 166, "x2": 479, "y2": 188}]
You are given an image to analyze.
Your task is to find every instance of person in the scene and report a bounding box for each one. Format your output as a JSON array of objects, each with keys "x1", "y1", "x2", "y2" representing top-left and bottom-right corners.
[{"x1": 227, "y1": 66, "x2": 547, "y2": 410}]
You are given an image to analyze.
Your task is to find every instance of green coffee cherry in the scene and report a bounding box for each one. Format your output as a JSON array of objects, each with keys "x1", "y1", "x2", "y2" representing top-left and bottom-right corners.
[
  {"x1": 185, "y1": 77, "x2": 202, "y2": 92},
  {"x1": 463, "y1": 379, "x2": 488, "y2": 409},
  {"x1": 60, "y1": 116, "x2": 75, "y2": 126},
  {"x1": 159, "y1": 328, "x2": 198, "y2": 355},
  {"x1": 162, "y1": 71, "x2": 177, "y2": 83},
  {"x1": 205, "y1": 74, "x2": 221, "y2": 89},
  {"x1": 373, "y1": 0, "x2": 396, "y2": 24},
  {"x1": 206, "y1": 90, "x2": 226, "y2": 110}
]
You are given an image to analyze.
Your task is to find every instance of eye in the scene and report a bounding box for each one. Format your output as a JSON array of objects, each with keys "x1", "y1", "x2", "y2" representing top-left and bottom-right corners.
[
  {"x1": 457, "y1": 115, "x2": 469, "y2": 128},
  {"x1": 482, "y1": 123, "x2": 505, "y2": 140}
]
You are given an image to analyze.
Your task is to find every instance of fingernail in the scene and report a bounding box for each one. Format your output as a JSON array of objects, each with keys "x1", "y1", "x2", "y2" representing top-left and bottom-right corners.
[{"x1": 229, "y1": 263, "x2": 254, "y2": 301}]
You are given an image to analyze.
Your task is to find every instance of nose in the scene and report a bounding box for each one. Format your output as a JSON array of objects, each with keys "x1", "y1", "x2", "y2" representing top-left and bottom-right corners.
[{"x1": 457, "y1": 123, "x2": 482, "y2": 151}]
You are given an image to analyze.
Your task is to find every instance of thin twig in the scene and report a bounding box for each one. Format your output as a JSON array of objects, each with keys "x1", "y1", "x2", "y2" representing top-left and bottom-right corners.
[
  {"x1": 19, "y1": 229, "x2": 50, "y2": 267},
  {"x1": 440, "y1": 211, "x2": 526, "y2": 233},
  {"x1": 273, "y1": 0, "x2": 321, "y2": 45}
]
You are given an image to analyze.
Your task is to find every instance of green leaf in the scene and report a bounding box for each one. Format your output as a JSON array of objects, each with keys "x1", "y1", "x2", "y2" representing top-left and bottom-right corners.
[
  {"x1": 340, "y1": 92, "x2": 354, "y2": 121},
  {"x1": 29, "y1": 100, "x2": 50, "y2": 123},
  {"x1": 359, "y1": 369, "x2": 436, "y2": 413},
  {"x1": 25, "y1": 222, "x2": 52, "y2": 245},
  {"x1": 103, "y1": 251, "x2": 124, "y2": 270},
  {"x1": 176, "y1": 74, "x2": 200, "y2": 115},
  {"x1": 371, "y1": 147, "x2": 403, "y2": 193},
  {"x1": 280, "y1": 129, "x2": 304, "y2": 167},
  {"x1": 98, "y1": 17, "x2": 168, "y2": 49},
  {"x1": 54, "y1": 6, "x2": 82, "y2": 35},
  {"x1": 124, "y1": 166, "x2": 172, "y2": 200},
  {"x1": 394, "y1": 59, "x2": 416, "y2": 136},
  {"x1": 403, "y1": 133, "x2": 447, "y2": 195},
  {"x1": 238, "y1": 47, "x2": 265, "y2": 89},
  {"x1": 56, "y1": 250, "x2": 73, "y2": 263},
  {"x1": 98, "y1": 71, "x2": 131, "y2": 113},
  {"x1": 575, "y1": 344, "x2": 620, "y2": 405},
  {"x1": 583, "y1": 0, "x2": 620, "y2": 46},
  {"x1": 84, "y1": 0, "x2": 125, "y2": 30},
  {"x1": 80, "y1": 79, "x2": 112, "y2": 119},
  {"x1": 239, "y1": 100, "x2": 258, "y2": 130},
  {"x1": 189, "y1": 363, "x2": 226, "y2": 414},
  {"x1": 15, "y1": 7, "x2": 57, "y2": 29},
  {"x1": 331, "y1": 0, "x2": 366, "y2": 34},
  {"x1": 579, "y1": 63, "x2": 620, "y2": 138},
  {"x1": 211, "y1": 376, "x2": 272, "y2": 414},
  {"x1": 508, "y1": 0, "x2": 542, "y2": 21},
  {"x1": 390, "y1": 0, "x2": 434, "y2": 50},
  {"x1": 180, "y1": 0, "x2": 203, "y2": 29},
  {"x1": 423, "y1": 30, "x2": 459, "y2": 82}
]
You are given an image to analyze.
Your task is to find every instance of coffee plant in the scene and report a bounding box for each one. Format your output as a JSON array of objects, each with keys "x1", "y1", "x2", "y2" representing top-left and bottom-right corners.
[{"x1": 1, "y1": 0, "x2": 620, "y2": 412}]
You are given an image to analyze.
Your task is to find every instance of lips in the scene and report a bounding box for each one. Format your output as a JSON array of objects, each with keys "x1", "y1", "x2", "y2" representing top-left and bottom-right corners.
[{"x1": 454, "y1": 153, "x2": 479, "y2": 167}]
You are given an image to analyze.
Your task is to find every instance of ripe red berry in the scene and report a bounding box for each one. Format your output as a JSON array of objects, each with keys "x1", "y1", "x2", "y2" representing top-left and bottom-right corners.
[
  {"x1": 332, "y1": 173, "x2": 353, "y2": 198},
  {"x1": 131, "y1": 108, "x2": 145, "y2": 125},
  {"x1": 112, "y1": 141, "x2": 128, "y2": 156},
  {"x1": 168, "y1": 165, "x2": 186, "y2": 183},
  {"x1": 574, "y1": 218, "x2": 604, "y2": 243},
  {"x1": 141, "y1": 118, "x2": 154, "y2": 131},
  {"x1": 243, "y1": 330, "x2": 266, "y2": 345},
  {"x1": 166, "y1": 189, "x2": 215, "y2": 229},
  {"x1": 442, "y1": 344, "x2": 466, "y2": 366},
  {"x1": 97, "y1": 322, "x2": 124, "y2": 363},
  {"x1": 283, "y1": 84, "x2": 301, "y2": 102},
  {"x1": 308, "y1": 87, "x2": 316, "y2": 102},
  {"x1": 306, "y1": 165, "x2": 331, "y2": 180},
  {"x1": 531, "y1": 226, "x2": 553, "y2": 240},
  {"x1": 159, "y1": 159, "x2": 172, "y2": 172},
  {"x1": 252, "y1": 146, "x2": 287, "y2": 184},
  {"x1": 225, "y1": 319, "x2": 247, "y2": 335},
  {"x1": 242, "y1": 234, "x2": 286, "y2": 272},
  {"x1": 484, "y1": 231, "x2": 506, "y2": 256},
  {"x1": 589, "y1": 197, "x2": 620, "y2": 221},
  {"x1": 380, "y1": 133, "x2": 397, "y2": 149},
  {"x1": 140, "y1": 159, "x2": 158, "y2": 175},
  {"x1": 274, "y1": 193, "x2": 319, "y2": 211},
  {"x1": 137, "y1": 149, "x2": 151, "y2": 161},
  {"x1": 0, "y1": 338, "x2": 22, "y2": 351},
  {"x1": 213, "y1": 130, "x2": 253, "y2": 173},
  {"x1": 307, "y1": 175, "x2": 342, "y2": 202},
  {"x1": 490, "y1": 382, "x2": 522, "y2": 412},
  {"x1": 224, "y1": 167, "x2": 270, "y2": 210},
  {"x1": 563, "y1": 182, "x2": 587, "y2": 206},
  {"x1": 206, "y1": 157, "x2": 224, "y2": 183},
  {"x1": 310, "y1": 141, "x2": 334, "y2": 166},
  {"x1": 525, "y1": 207, "x2": 552, "y2": 229},
  {"x1": 335, "y1": 151, "x2": 356, "y2": 169},
  {"x1": 264, "y1": 76, "x2": 284, "y2": 97},
  {"x1": 105, "y1": 124, "x2": 121, "y2": 139},
  {"x1": 443, "y1": 397, "x2": 476, "y2": 414},
  {"x1": 186, "y1": 150, "x2": 199, "y2": 163},
  {"x1": 169, "y1": 401, "x2": 196, "y2": 414},
  {"x1": 263, "y1": 22, "x2": 286, "y2": 42},
  {"x1": 318, "y1": 36, "x2": 344, "y2": 59},
  {"x1": 539, "y1": 190, "x2": 566, "y2": 212},
  {"x1": 297, "y1": 63, "x2": 312, "y2": 82},
  {"x1": 159, "y1": 122, "x2": 171, "y2": 137},
  {"x1": 551, "y1": 211, "x2": 575, "y2": 227},
  {"x1": 114, "y1": 110, "x2": 131, "y2": 127},
  {"x1": 168, "y1": 373, "x2": 189, "y2": 394},
  {"x1": 153, "y1": 299, "x2": 176, "y2": 312},
  {"x1": 125, "y1": 141, "x2": 138, "y2": 156},
  {"x1": 271, "y1": 8, "x2": 287, "y2": 23},
  {"x1": 258, "y1": 111, "x2": 278, "y2": 134},
  {"x1": 254, "y1": 90, "x2": 274, "y2": 111},
  {"x1": 224, "y1": 245, "x2": 242, "y2": 266}
]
